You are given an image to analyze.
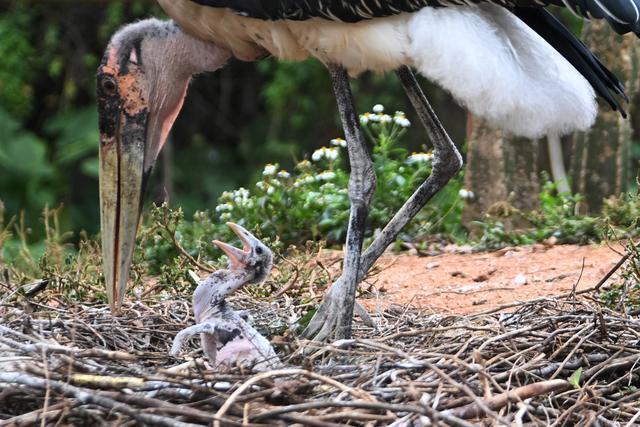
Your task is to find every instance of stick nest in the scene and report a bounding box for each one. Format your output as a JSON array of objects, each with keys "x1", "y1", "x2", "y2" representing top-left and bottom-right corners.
[{"x1": 1, "y1": 291, "x2": 639, "y2": 426}]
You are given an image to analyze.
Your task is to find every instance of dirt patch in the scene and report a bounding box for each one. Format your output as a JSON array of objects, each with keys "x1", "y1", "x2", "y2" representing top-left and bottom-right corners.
[{"x1": 360, "y1": 243, "x2": 625, "y2": 314}]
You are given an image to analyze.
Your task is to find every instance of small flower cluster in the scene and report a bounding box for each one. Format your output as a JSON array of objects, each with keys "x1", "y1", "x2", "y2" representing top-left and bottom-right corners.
[
  {"x1": 317, "y1": 171, "x2": 336, "y2": 181},
  {"x1": 205, "y1": 103, "x2": 466, "y2": 248},
  {"x1": 262, "y1": 163, "x2": 278, "y2": 176},
  {"x1": 360, "y1": 104, "x2": 411, "y2": 128},
  {"x1": 255, "y1": 181, "x2": 276, "y2": 194},
  {"x1": 312, "y1": 146, "x2": 340, "y2": 162},
  {"x1": 216, "y1": 187, "x2": 254, "y2": 220},
  {"x1": 293, "y1": 171, "x2": 337, "y2": 188},
  {"x1": 293, "y1": 175, "x2": 316, "y2": 188},
  {"x1": 256, "y1": 163, "x2": 293, "y2": 195},
  {"x1": 330, "y1": 138, "x2": 347, "y2": 148}
]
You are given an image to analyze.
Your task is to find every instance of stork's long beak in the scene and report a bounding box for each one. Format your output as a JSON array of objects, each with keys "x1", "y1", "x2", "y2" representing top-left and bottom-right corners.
[
  {"x1": 97, "y1": 57, "x2": 151, "y2": 313},
  {"x1": 99, "y1": 106, "x2": 149, "y2": 313},
  {"x1": 212, "y1": 222, "x2": 261, "y2": 268}
]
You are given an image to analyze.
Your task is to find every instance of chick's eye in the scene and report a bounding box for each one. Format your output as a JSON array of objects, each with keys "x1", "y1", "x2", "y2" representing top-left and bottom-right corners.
[
  {"x1": 100, "y1": 76, "x2": 117, "y2": 95},
  {"x1": 255, "y1": 247, "x2": 263, "y2": 255}
]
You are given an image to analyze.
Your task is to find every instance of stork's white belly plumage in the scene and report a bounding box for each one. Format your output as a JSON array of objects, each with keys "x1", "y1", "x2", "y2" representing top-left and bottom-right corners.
[{"x1": 158, "y1": 0, "x2": 597, "y2": 138}]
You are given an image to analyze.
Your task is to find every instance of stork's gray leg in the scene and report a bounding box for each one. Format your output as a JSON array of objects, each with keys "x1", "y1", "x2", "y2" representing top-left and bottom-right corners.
[
  {"x1": 356, "y1": 66, "x2": 463, "y2": 277},
  {"x1": 302, "y1": 63, "x2": 376, "y2": 341},
  {"x1": 302, "y1": 66, "x2": 461, "y2": 341}
]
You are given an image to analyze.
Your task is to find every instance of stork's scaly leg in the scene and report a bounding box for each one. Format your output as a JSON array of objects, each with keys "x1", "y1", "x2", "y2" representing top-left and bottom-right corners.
[
  {"x1": 302, "y1": 66, "x2": 461, "y2": 342},
  {"x1": 356, "y1": 67, "x2": 463, "y2": 276},
  {"x1": 302, "y1": 63, "x2": 376, "y2": 341}
]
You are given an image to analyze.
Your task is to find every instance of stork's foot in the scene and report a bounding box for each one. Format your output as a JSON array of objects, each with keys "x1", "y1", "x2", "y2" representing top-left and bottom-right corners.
[
  {"x1": 300, "y1": 278, "x2": 350, "y2": 342},
  {"x1": 300, "y1": 277, "x2": 374, "y2": 342}
]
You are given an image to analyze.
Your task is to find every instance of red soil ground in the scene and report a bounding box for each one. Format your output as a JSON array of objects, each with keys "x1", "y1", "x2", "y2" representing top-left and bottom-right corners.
[{"x1": 358, "y1": 243, "x2": 625, "y2": 315}]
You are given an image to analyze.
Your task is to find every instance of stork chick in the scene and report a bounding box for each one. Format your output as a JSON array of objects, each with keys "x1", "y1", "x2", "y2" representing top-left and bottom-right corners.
[{"x1": 170, "y1": 222, "x2": 280, "y2": 371}]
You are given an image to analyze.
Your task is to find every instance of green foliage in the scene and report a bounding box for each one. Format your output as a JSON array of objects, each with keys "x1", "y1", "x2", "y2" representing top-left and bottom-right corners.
[
  {"x1": 0, "y1": 203, "x2": 104, "y2": 303},
  {"x1": 0, "y1": 106, "x2": 99, "y2": 239},
  {"x1": 473, "y1": 179, "x2": 640, "y2": 250},
  {"x1": 599, "y1": 240, "x2": 640, "y2": 310},
  {"x1": 137, "y1": 105, "x2": 464, "y2": 273},
  {"x1": 600, "y1": 281, "x2": 640, "y2": 309},
  {"x1": 0, "y1": 9, "x2": 35, "y2": 118},
  {"x1": 0, "y1": 109, "x2": 55, "y2": 212}
]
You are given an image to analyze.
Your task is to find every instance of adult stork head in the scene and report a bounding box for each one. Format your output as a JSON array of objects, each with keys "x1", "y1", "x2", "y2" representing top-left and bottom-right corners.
[{"x1": 97, "y1": 19, "x2": 231, "y2": 311}]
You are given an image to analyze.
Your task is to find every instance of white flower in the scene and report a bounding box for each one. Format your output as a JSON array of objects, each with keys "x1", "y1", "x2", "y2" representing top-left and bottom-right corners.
[
  {"x1": 312, "y1": 147, "x2": 339, "y2": 162},
  {"x1": 325, "y1": 147, "x2": 339, "y2": 161},
  {"x1": 312, "y1": 148, "x2": 325, "y2": 162},
  {"x1": 295, "y1": 175, "x2": 315, "y2": 187},
  {"x1": 395, "y1": 117, "x2": 411, "y2": 128},
  {"x1": 406, "y1": 152, "x2": 433, "y2": 164},
  {"x1": 267, "y1": 186, "x2": 275, "y2": 195},
  {"x1": 317, "y1": 171, "x2": 336, "y2": 181},
  {"x1": 360, "y1": 115, "x2": 370, "y2": 125},
  {"x1": 235, "y1": 187, "x2": 249, "y2": 199},
  {"x1": 369, "y1": 114, "x2": 381, "y2": 122},
  {"x1": 330, "y1": 138, "x2": 347, "y2": 148},
  {"x1": 215, "y1": 203, "x2": 233, "y2": 212},
  {"x1": 256, "y1": 181, "x2": 266, "y2": 190},
  {"x1": 220, "y1": 212, "x2": 232, "y2": 221},
  {"x1": 263, "y1": 164, "x2": 278, "y2": 176},
  {"x1": 458, "y1": 189, "x2": 475, "y2": 200},
  {"x1": 277, "y1": 170, "x2": 291, "y2": 179},
  {"x1": 373, "y1": 104, "x2": 384, "y2": 113},
  {"x1": 381, "y1": 114, "x2": 393, "y2": 124}
]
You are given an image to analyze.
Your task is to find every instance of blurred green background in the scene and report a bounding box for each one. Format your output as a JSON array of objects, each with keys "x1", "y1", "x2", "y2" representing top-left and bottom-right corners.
[
  {"x1": 0, "y1": 1, "x2": 466, "y2": 246},
  {"x1": 0, "y1": 1, "x2": 637, "y2": 253}
]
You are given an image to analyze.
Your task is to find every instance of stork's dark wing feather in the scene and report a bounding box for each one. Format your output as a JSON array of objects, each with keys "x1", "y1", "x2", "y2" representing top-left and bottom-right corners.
[
  {"x1": 190, "y1": 0, "x2": 640, "y2": 34},
  {"x1": 189, "y1": 0, "x2": 442, "y2": 21},
  {"x1": 546, "y1": 0, "x2": 640, "y2": 35},
  {"x1": 514, "y1": 7, "x2": 628, "y2": 115}
]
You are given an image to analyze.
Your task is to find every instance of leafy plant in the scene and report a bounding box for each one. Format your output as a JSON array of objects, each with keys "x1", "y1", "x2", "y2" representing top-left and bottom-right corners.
[
  {"x1": 599, "y1": 240, "x2": 640, "y2": 310},
  {"x1": 137, "y1": 105, "x2": 464, "y2": 273},
  {"x1": 0, "y1": 106, "x2": 100, "y2": 241},
  {"x1": 473, "y1": 177, "x2": 640, "y2": 251}
]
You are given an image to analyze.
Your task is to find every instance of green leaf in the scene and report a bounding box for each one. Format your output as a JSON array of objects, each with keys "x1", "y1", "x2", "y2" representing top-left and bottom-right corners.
[
  {"x1": 45, "y1": 107, "x2": 99, "y2": 165},
  {"x1": 569, "y1": 367, "x2": 583, "y2": 388}
]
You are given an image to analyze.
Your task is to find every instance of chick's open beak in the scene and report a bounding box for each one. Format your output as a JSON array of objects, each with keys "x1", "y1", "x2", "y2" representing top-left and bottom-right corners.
[
  {"x1": 98, "y1": 58, "x2": 150, "y2": 313},
  {"x1": 213, "y1": 222, "x2": 261, "y2": 268}
]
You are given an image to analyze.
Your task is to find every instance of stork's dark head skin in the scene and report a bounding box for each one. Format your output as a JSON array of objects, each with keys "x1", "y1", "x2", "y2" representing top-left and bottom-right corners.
[
  {"x1": 213, "y1": 223, "x2": 273, "y2": 285},
  {"x1": 98, "y1": 19, "x2": 231, "y2": 311}
]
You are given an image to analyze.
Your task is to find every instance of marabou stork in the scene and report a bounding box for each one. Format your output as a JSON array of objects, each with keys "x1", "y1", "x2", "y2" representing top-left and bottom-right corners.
[
  {"x1": 170, "y1": 222, "x2": 280, "y2": 371},
  {"x1": 98, "y1": 0, "x2": 638, "y2": 341}
]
